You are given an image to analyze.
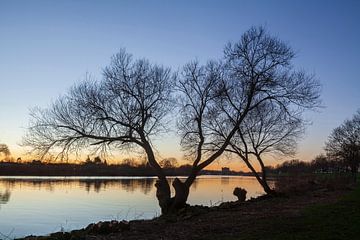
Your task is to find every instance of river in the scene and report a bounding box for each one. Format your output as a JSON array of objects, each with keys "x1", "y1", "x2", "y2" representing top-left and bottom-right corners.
[{"x1": 0, "y1": 176, "x2": 272, "y2": 238}]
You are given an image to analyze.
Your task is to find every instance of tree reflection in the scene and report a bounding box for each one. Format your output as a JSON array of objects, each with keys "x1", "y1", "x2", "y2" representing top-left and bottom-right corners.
[
  {"x1": 221, "y1": 177, "x2": 230, "y2": 185},
  {"x1": 78, "y1": 178, "x2": 156, "y2": 194},
  {"x1": 0, "y1": 189, "x2": 11, "y2": 205},
  {"x1": 0, "y1": 178, "x2": 157, "y2": 195}
]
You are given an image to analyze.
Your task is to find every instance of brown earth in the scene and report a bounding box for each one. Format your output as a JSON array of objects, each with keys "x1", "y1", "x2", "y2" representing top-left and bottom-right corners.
[{"x1": 19, "y1": 185, "x2": 350, "y2": 240}]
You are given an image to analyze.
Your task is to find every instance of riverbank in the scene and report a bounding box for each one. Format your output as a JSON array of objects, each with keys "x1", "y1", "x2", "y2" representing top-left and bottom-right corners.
[
  {"x1": 18, "y1": 178, "x2": 358, "y2": 240},
  {"x1": 0, "y1": 161, "x2": 247, "y2": 177}
]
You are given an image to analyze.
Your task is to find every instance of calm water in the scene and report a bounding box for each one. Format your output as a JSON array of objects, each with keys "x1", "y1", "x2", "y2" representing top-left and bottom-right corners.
[{"x1": 0, "y1": 176, "x2": 271, "y2": 238}]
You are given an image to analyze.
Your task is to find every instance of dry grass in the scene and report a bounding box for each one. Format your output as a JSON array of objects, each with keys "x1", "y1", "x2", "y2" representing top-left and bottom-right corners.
[{"x1": 274, "y1": 173, "x2": 354, "y2": 195}]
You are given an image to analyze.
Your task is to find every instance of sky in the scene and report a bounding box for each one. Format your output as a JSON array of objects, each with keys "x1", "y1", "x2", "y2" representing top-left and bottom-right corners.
[{"x1": 0, "y1": 0, "x2": 360, "y2": 170}]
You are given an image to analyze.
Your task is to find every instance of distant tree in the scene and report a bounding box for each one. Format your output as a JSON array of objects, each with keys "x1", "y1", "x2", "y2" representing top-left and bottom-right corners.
[
  {"x1": 276, "y1": 159, "x2": 310, "y2": 174},
  {"x1": 311, "y1": 154, "x2": 329, "y2": 173},
  {"x1": 24, "y1": 27, "x2": 321, "y2": 214},
  {"x1": 325, "y1": 110, "x2": 360, "y2": 181},
  {"x1": 94, "y1": 156, "x2": 102, "y2": 164},
  {"x1": 85, "y1": 156, "x2": 91, "y2": 164},
  {"x1": 159, "y1": 158, "x2": 178, "y2": 169},
  {"x1": 137, "y1": 158, "x2": 151, "y2": 168},
  {"x1": 121, "y1": 158, "x2": 136, "y2": 167},
  {"x1": 0, "y1": 144, "x2": 11, "y2": 160}
]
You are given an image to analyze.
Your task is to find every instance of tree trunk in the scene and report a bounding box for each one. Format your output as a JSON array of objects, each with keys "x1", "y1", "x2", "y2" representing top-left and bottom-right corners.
[
  {"x1": 155, "y1": 178, "x2": 171, "y2": 214},
  {"x1": 259, "y1": 178, "x2": 276, "y2": 195},
  {"x1": 242, "y1": 157, "x2": 276, "y2": 195},
  {"x1": 155, "y1": 177, "x2": 190, "y2": 214},
  {"x1": 141, "y1": 139, "x2": 174, "y2": 214},
  {"x1": 256, "y1": 155, "x2": 276, "y2": 195},
  {"x1": 171, "y1": 178, "x2": 190, "y2": 210}
]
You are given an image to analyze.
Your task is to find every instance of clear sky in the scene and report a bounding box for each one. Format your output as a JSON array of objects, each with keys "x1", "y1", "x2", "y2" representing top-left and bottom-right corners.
[{"x1": 0, "y1": 0, "x2": 359, "y2": 169}]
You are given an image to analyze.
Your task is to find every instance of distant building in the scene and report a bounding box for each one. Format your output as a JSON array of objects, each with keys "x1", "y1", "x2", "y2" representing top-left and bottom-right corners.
[{"x1": 222, "y1": 167, "x2": 230, "y2": 175}]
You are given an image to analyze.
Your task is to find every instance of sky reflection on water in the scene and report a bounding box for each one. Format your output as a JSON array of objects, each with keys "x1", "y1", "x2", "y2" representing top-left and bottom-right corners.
[{"x1": 0, "y1": 176, "x2": 272, "y2": 238}]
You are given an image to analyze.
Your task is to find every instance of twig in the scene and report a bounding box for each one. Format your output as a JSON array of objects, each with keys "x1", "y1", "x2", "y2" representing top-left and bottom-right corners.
[{"x1": 0, "y1": 228, "x2": 14, "y2": 240}]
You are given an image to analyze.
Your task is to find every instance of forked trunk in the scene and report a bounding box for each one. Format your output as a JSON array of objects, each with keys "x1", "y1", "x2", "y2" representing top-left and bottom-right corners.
[
  {"x1": 155, "y1": 177, "x2": 190, "y2": 214},
  {"x1": 142, "y1": 137, "x2": 191, "y2": 214},
  {"x1": 155, "y1": 178, "x2": 171, "y2": 214},
  {"x1": 171, "y1": 178, "x2": 190, "y2": 210}
]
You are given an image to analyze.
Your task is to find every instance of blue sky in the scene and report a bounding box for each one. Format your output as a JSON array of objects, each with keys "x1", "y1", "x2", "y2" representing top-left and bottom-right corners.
[{"x1": 0, "y1": 0, "x2": 359, "y2": 167}]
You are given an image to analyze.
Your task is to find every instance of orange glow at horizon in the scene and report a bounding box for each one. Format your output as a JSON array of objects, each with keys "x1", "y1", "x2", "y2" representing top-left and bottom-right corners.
[{"x1": 4, "y1": 143, "x2": 320, "y2": 173}]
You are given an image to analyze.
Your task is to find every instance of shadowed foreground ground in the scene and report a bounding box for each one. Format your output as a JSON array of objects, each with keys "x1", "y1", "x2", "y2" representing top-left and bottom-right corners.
[{"x1": 18, "y1": 179, "x2": 359, "y2": 240}]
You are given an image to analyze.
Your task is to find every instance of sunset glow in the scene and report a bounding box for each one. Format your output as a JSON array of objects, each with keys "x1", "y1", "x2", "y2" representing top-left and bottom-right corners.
[{"x1": 1, "y1": 1, "x2": 360, "y2": 239}]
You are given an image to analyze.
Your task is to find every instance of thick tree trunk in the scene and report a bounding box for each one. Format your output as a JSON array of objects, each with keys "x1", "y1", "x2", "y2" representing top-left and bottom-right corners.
[
  {"x1": 155, "y1": 178, "x2": 171, "y2": 214},
  {"x1": 141, "y1": 140, "x2": 174, "y2": 214},
  {"x1": 155, "y1": 177, "x2": 190, "y2": 214},
  {"x1": 171, "y1": 178, "x2": 190, "y2": 210},
  {"x1": 140, "y1": 136, "x2": 191, "y2": 214}
]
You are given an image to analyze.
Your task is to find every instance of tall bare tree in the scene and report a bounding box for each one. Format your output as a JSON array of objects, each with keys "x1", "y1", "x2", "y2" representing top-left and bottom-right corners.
[
  {"x1": 325, "y1": 110, "x2": 360, "y2": 181},
  {"x1": 24, "y1": 27, "x2": 321, "y2": 213},
  {"x1": 24, "y1": 49, "x2": 176, "y2": 213},
  {"x1": 177, "y1": 26, "x2": 320, "y2": 199},
  {"x1": 227, "y1": 103, "x2": 304, "y2": 194}
]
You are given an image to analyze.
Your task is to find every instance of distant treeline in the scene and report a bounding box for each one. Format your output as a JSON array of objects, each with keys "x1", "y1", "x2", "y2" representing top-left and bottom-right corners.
[
  {"x1": 2, "y1": 154, "x2": 351, "y2": 177},
  {"x1": 267, "y1": 154, "x2": 354, "y2": 175},
  {"x1": 0, "y1": 159, "x2": 247, "y2": 176}
]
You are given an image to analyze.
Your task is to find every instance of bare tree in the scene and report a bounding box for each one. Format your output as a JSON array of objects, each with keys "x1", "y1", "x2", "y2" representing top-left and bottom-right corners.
[
  {"x1": 325, "y1": 110, "x2": 360, "y2": 181},
  {"x1": 311, "y1": 154, "x2": 343, "y2": 173},
  {"x1": 0, "y1": 144, "x2": 11, "y2": 160},
  {"x1": 24, "y1": 49, "x2": 176, "y2": 213},
  {"x1": 227, "y1": 103, "x2": 304, "y2": 194},
  {"x1": 159, "y1": 157, "x2": 178, "y2": 169},
  {"x1": 24, "y1": 27, "x2": 321, "y2": 214},
  {"x1": 121, "y1": 158, "x2": 137, "y2": 167},
  {"x1": 176, "y1": 26, "x2": 320, "y2": 200}
]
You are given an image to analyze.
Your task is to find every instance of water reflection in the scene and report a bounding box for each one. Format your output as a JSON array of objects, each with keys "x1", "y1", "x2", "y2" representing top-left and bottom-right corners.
[
  {"x1": 0, "y1": 177, "x2": 156, "y2": 195},
  {"x1": 0, "y1": 189, "x2": 10, "y2": 205},
  {"x1": 0, "y1": 176, "x2": 272, "y2": 238},
  {"x1": 221, "y1": 176, "x2": 230, "y2": 185}
]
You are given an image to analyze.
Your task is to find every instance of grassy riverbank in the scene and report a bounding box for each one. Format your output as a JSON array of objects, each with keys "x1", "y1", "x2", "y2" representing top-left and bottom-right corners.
[
  {"x1": 19, "y1": 177, "x2": 358, "y2": 240},
  {"x1": 228, "y1": 180, "x2": 360, "y2": 240}
]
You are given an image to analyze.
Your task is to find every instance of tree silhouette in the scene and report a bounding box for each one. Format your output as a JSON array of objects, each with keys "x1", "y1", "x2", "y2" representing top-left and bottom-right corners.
[
  {"x1": 159, "y1": 158, "x2": 178, "y2": 169},
  {"x1": 227, "y1": 102, "x2": 304, "y2": 194},
  {"x1": 177, "y1": 26, "x2": 320, "y2": 198},
  {"x1": 24, "y1": 27, "x2": 321, "y2": 214},
  {"x1": 326, "y1": 110, "x2": 360, "y2": 181},
  {"x1": 0, "y1": 144, "x2": 11, "y2": 160},
  {"x1": 24, "y1": 49, "x2": 175, "y2": 212}
]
